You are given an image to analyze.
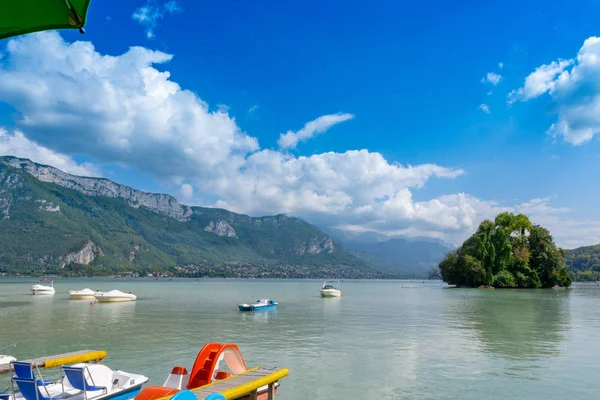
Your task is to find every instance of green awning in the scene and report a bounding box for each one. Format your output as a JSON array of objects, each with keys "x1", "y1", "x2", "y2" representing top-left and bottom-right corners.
[{"x1": 0, "y1": 0, "x2": 91, "y2": 40}]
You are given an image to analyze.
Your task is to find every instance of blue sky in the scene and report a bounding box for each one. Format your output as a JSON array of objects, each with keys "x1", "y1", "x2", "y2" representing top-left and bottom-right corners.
[{"x1": 1, "y1": 0, "x2": 600, "y2": 247}]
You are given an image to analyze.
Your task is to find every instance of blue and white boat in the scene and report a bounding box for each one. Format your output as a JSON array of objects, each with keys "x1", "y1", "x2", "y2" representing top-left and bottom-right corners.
[
  {"x1": 238, "y1": 299, "x2": 278, "y2": 312},
  {"x1": 3, "y1": 361, "x2": 148, "y2": 400}
]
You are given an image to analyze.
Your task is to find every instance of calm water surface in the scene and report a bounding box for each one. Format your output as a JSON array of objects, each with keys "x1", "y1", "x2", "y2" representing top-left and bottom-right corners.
[{"x1": 1, "y1": 278, "x2": 600, "y2": 399}]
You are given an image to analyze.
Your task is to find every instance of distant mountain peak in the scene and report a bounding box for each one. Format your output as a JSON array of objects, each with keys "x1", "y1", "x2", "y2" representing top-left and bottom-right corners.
[{"x1": 1, "y1": 156, "x2": 194, "y2": 222}]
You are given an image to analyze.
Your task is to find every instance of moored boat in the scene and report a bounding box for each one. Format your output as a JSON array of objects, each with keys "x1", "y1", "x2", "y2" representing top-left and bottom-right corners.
[
  {"x1": 238, "y1": 299, "x2": 277, "y2": 312},
  {"x1": 135, "y1": 343, "x2": 286, "y2": 400},
  {"x1": 320, "y1": 280, "x2": 342, "y2": 297},
  {"x1": 69, "y1": 288, "x2": 98, "y2": 300},
  {"x1": 31, "y1": 279, "x2": 55, "y2": 295},
  {"x1": 8, "y1": 362, "x2": 147, "y2": 400},
  {"x1": 0, "y1": 349, "x2": 147, "y2": 400},
  {"x1": 94, "y1": 290, "x2": 136, "y2": 303},
  {"x1": 0, "y1": 344, "x2": 16, "y2": 369}
]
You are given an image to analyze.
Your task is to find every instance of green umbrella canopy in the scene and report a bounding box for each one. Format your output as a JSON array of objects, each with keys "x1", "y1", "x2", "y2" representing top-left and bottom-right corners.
[{"x1": 0, "y1": 0, "x2": 91, "y2": 40}]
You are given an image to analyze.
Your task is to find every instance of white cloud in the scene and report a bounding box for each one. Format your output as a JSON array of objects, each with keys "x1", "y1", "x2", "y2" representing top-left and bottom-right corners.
[
  {"x1": 507, "y1": 59, "x2": 573, "y2": 104},
  {"x1": 498, "y1": 62, "x2": 504, "y2": 69},
  {"x1": 481, "y1": 72, "x2": 502, "y2": 85},
  {"x1": 248, "y1": 105, "x2": 259, "y2": 114},
  {"x1": 213, "y1": 150, "x2": 464, "y2": 228},
  {"x1": 508, "y1": 36, "x2": 600, "y2": 145},
  {"x1": 179, "y1": 183, "x2": 193, "y2": 200},
  {"x1": 479, "y1": 104, "x2": 490, "y2": 113},
  {"x1": 0, "y1": 128, "x2": 99, "y2": 176},
  {"x1": 0, "y1": 32, "x2": 258, "y2": 184},
  {"x1": 277, "y1": 113, "x2": 354, "y2": 149},
  {"x1": 132, "y1": 0, "x2": 182, "y2": 39},
  {"x1": 0, "y1": 32, "x2": 597, "y2": 248}
]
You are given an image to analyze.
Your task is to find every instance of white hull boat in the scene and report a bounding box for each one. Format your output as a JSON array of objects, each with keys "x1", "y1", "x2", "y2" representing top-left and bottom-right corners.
[
  {"x1": 94, "y1": 290, "x2": 136, "y2": 303},
  {"x1": 8, "y1": 362, "x2": 148, "y2": 400},
  {"x1": 31, "y1": 279, "x2": 55, "y2": 295},
  {"x1": 69, "y1": 288, "x2": 98, "y2": 300},
  {"x1": 0, "y1": 354, "x2": 16, "y2": 368},
  {"x1": 320, "y1": 280, "x2": 342, "y2": 297}
]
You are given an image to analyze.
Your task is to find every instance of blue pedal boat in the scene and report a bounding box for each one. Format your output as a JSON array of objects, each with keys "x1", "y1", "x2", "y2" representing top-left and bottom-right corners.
[{"x1": 238, "y1": 299, "x2": 278, "y2": 312}]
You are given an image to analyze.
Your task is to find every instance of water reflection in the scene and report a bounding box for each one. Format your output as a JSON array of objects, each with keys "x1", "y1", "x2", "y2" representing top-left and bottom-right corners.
[
  {"x1": 240, "y1": 308, "x2": 277, "y2": 323},
  {"x1": 322, "y1": 296, "x2": 341, "y2": 318},
  {"x1": 463, "y1": 290, "x2": 571, "y2": 362},
  {"x1": 93, "y1": 301, "x2": 137, "y2": 327}
]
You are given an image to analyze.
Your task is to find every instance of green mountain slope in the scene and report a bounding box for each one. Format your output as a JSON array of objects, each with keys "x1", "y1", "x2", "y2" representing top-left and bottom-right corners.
[
  {"x1": 0, "y1": 157, "x2": 385, "y2": 278},
  {"x1": 565, "y1": 244, "x2": 600, "y2": 281}
]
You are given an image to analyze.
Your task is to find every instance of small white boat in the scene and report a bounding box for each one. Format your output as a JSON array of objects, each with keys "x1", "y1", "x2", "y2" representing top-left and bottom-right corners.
[
  {"x1": 69, "y1": 288, "x2": 98, "y2": 300},
  {"x1": 320, "y1": 280, "x2": 342, "y2": 297},
  {"x1": 31, "y1": 279, "x2": 55, "y2": 295},
  {"x1": 0, "y1": 354, "x2": 16, "y2": 367},
  {"x1": 0, "y1": 344, "x2": 16, "y2": 368},
  {"x1": 94, "y1": 290, "x2": 137, "y2": 303}
]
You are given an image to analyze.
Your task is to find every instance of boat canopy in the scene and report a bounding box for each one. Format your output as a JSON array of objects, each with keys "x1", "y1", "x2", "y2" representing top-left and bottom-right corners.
[{"x1": 0, "y1": 349, "x2": 106, "y2": 375}]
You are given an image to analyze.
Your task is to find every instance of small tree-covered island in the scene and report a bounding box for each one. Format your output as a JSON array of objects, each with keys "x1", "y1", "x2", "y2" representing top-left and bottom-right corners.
[{"x1": 439, "y1": 212, "x2": 571, "y2": 288}]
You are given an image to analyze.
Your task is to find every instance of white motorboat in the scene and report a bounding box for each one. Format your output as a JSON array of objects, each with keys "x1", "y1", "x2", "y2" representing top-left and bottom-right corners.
[
  {"x1": 94, "y1": 290, "x2": 137, "y2": 303},
  {"x1": 8, "y1": 362, "x2": 148, "y2": 400},
  {"x1": 320, "y1": 280, "x2": 342, "y2": 297},
  {"x1": 69, "y1": 288, "x2": 98, "y2": 300},
  {"x1": 31, "y1": 279, "x2": 55, "y2": 295}
]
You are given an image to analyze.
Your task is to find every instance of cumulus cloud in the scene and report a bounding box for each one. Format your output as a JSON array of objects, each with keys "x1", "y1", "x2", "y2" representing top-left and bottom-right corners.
[
  {"x1": 213, "y1": 150, "x2": 465, "y2": 229},
  {"x1": 132, "y1": 0, "x2": 182, "y2": 39},
  {"x1": 508, "y1": 37, "x2": 600, "y2": 145},
  {"x1": 507, "y1": 59, "x2": 573, "y2": 104},
  {"x1": 0, "y1": 32, "x2": 258, "y2": 184},
  {"x1": 0, "y1": 128, "x2": 99, "y2": 176},
  {"x1": 179, "y1": 183, "x2": 193, "y2": 200},
  {"x1": 481, "y1": 72, "x2": 502, "y2": 85},
  {"x1": 479, "y1": 104, "x2": 490, "y2": 113},
  {"x1": 277, "y1": 113, "x2": 354, "y2": 149},
  {"x1": 0, "y1": 32, "x2": 595, "y2": 247}
]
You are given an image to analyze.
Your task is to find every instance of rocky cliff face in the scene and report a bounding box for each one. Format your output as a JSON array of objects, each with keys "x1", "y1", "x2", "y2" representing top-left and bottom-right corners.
[
  {"x1": 204, "y1": 220, "x2": 237, "y2": 237},
  {"x1": 296, "y1": 237, "x2": 335, "y2": 255},
  {"x1": 1, "y1": 157, "x2": 193, "y2": 221},
  {"x1": 59, "y1": 241, "x2": 102, "y2": 268},
  {"x1": 0, "y1": 168, "x2": 23, "y2": 220}
]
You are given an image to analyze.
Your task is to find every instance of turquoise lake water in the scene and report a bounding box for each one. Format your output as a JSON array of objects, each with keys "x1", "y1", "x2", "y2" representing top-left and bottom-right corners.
[{"x1": 1, "y1": 278, "x2": 600, "y2": 399}]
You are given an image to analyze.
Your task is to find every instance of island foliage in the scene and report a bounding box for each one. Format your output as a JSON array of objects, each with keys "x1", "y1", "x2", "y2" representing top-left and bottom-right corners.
[{"x1": 439, "y1": 212, "x2": 571, "y2": 288}]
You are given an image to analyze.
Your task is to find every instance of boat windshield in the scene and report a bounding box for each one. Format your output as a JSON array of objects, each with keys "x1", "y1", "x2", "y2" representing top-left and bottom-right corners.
[{"x1": 322, "y1": 281, "x2": 340, "y2": 289}]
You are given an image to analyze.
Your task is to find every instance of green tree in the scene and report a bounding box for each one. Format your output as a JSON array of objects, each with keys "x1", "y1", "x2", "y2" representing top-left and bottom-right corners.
[
  {"x1": 438, "y1": 212, "x2": 569, "y2": 288},
  {"x1": 494, "y1": 270, "x2": 516, "y2": 288},
  {"x1": 439, "y1": 251, "x2": 460, "y2": 285},
  {"x1": 492, "y1": 228, "x2": 512, "y2": 274},
  {"x1": 528, "y1": 225, "x2": 569, "y2": 287}
]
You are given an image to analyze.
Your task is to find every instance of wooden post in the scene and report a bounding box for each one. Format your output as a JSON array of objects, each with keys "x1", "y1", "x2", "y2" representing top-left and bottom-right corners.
[
  {"x1": 249, "y1": 390, "x2": 257, "y2": 400},
  {"x1": 268, "y1": 383, "x2": 274, "y2": 400}
]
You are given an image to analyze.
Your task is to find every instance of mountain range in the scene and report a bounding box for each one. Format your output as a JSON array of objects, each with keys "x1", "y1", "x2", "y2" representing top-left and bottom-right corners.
[
  {"x1": 0, "y1": 156, "x2": 386, "y2": 278},
  {"x1": 0, "y1": 156, "x2": 460, "y2": 279},
  {"x1": 321, "y1": 228, "x2": 453, "y2": 278}
]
